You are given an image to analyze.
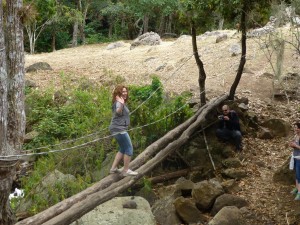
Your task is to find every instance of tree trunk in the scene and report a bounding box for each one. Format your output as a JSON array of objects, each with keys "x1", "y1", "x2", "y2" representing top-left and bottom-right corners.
[
  {"x1": 133, "y1": 166, "x2": 205, "y2": 189},
  {"x1": 218, "y1": 17, "x2": 224, "y2": 30},
  {"x1": 166, "y1": 14, "x2": 173, "y2": 34},
  {"x1": 0, "y1": 3, "x2": 12, "y2": 224},
  {"x1": 0, "y1": 0, "x2": 25, "y2": 224},
  {"x1": 0, "y1": 0, "x2": 8, "y2": 157},
  {"x1": 158, "y1": 15, "x2": 165, "y2": 36},
  {"x1": 51, "y1": 32, "x2": 56, "y2": 51},
  {"x1": 78, "y1": 0, "x2": 89, "y2": 45},
  {"x1": 72, "y1": 21, "x2": 78, "y2": 47},
  {"x1": 229, "y1": 0, "x2": 247, "y2": 100},
  {"x1": 6, "y1": 0, "x2": 25, "y2": 153},
  {"x1": 143, "y1": 14, "x2": 149, "y2": 33},
  {"x1": 191, "y1": 20, "x2": 206, "y2": 106},
  {"x1": 16, "y1": 94, "x2": 228, "y2": 225},
  {"x1": 108, "y1": 21, "x2": 113, "y2": 38}
]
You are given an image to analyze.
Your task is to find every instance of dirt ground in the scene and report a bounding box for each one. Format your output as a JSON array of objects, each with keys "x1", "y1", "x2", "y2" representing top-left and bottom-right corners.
[{"x1": 25, "y1": 28, "x2": 300, "y2": 224}]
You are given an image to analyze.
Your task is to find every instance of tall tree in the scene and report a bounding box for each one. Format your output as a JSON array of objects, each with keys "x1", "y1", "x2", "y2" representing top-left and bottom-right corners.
[
  {"x1": 0, "y1": 0, "x2": 26, "y2": 224},
  {"x1": 229, "y1": 0, "x2": 248, "y2": 100},
  {"x1": 24, "y1": 0, "x2": 56, "y2": 54}
]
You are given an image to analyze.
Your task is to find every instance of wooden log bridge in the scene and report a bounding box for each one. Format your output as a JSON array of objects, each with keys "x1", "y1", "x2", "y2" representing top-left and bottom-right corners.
[{"x1": 16, "y1": 94, "x2": 228, "y2": 225}]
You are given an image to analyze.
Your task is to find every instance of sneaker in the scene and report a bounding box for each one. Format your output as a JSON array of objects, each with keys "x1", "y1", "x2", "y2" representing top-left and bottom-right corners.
[
  {"x1": 291, "y1": 188, "x2": 298, "y2": 195},
  {"x1": 123, "y1": 169, "x2": 138, "y2": 176},
  {"x1": 109, "y1": 168, "x2": 121, "y2": 174},
  {"x1": 295, "y1": 193, "x2": 300, "y2": 201}
]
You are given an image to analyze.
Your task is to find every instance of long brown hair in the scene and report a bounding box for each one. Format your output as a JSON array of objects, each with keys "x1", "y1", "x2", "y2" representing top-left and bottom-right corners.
[{"x1": 112, "y1": 85, "x2": 128, "y2": 104}]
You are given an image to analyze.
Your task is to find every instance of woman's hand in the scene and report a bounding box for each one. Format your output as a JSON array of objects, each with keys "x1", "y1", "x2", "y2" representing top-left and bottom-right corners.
[
  {"x1": 290, "y1": 142, "x2": 298, "y2": 148},
  {"x1": 116, "y1": 95, "x2": 124, "y2": 104}
]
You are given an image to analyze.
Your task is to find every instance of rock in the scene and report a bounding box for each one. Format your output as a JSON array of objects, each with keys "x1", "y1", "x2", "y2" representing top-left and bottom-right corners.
[
  {"x1": 209, "y1": 206, "x2": 244, "y2": 225},
  {"x1": 242, "y1": 67, "x2": 254, "y2": 74},
  {"x1": 222, "y1": 168, "x2": 247, "y2": 180},
  {"x1": 17, "y1": 170, "x2": 76, "y2": 213},
  {"x1": 152, "y1": 195, "x2": 181, "y2": 225},
  {"x1": 175, "y1": 177, "x2": 194, "y2": 192},
  {"x1": 273, "y1": 157, "x2": 295, "y2": 185},
  {"x1": 123, "y1": 200, "x2": 137, "y2": 209},
  {"x1": 222, "y1": 158, "x2": 242, "y2": 168},
  {"x1": 71, "y1": 196, "x2": 155, "y2": 225},
  {"x1": 192, "y1": 179, "x2": 224, "y2": 210},
  {"x1": 216, "y1": 34, "x2": 227, "y2": 43},
  {"x1": 135, "y1": 186, "x2": 158, "y2": 206},
  {"x1": 211, "y1": 194, "x2": 248, "y2": 215},
  {"x1": 229, "y1": 44, "x2": 241, "y2": 56},
  {"x1": 26, "y1": 62, "x2": 52, "y2": 73},
  {"x1": 246, "y1": 111, "x2": 259, "y2": 129},
  {"x1": 106, "y1": 41, "x2": 125, "y2": 50},
  {"x1": 25, "y1": 79, "x2": 37, "y2": 88},
  {"x1": 24, "y1": 130, "x2": 39, "y2": 144},
  {"x1": 261, "y1": 119, "x2": 291, "y2": 137},
  {"x1": 261, "y1": 72, "x2": 274, "y2": 79},
  {"x1": 130, "y1": 32, "x2": 161, "y2": 50},
  {"x1": 221, "y1": 179, "x2": 241, "y2": 194},
  {"x1": 258, "y1": 127, "x2": 274, "y2": 139},
  {"x1": 238, "y1": 103, "x2": 248, "y2": 111},
  {"x1": 173, "y1": 196, "x2": 206, "y2": 224}
]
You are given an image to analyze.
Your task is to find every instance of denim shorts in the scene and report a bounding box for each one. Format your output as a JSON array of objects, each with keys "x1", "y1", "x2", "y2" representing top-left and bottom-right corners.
[
  {"x1": 113, "y1": 132, "x2": 133, "y2": 156},
  {"x1": 295, "y1": 159, "x2": 300, "y2": 183}
]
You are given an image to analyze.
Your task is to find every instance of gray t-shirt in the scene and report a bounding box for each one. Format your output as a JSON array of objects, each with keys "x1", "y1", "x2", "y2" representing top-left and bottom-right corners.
[{"x1": 109, "y1": 101, "x2": 130, "y2": 134}]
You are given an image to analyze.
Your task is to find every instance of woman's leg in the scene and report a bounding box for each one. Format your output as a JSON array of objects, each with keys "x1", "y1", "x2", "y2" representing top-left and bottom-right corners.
[
  {"x1": 111, "y1": 151, "x2": 123, "y2": 170},
  {"x1": 296, "y1": 160, "x2": 300, "y2": 192},
  {"x1": 123, "y1": 154, "x2": 131, "y2": 172}
]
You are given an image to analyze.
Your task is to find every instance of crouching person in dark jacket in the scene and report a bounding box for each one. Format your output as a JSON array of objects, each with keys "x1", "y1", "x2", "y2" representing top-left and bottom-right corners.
[{"x1": 216, "y1": 105, "x2": 242, "y2": 151}]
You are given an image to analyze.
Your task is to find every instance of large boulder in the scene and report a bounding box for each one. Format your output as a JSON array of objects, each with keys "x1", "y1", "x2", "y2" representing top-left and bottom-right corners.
[
  {"x1": 130, "y1": 32, "x2": 161, "y2": 50},
  {"x1": 17, "y1": 170, "x2": 76, "y2": 213},
  {"x1": 222, "y1": 168, "x2": 247, "y2": 180},
  {"x1": 211, "y1": 194, "x2": 248, "y2": 215},
  {"x1": 192, "y1": 179, "x2": 224, "y2": 210},
  {"x1": 261, "y1": 119, "x2": 291, "y2": 137},
  {"x1": 208, "y1": 206, "x2": 244, "y2": 225},
  {"x1": 173, "y1": 196, "x2": 206, "y2": 224},
  {"x1": 152, "y1": 195, "x2": 182, "y2": 225},
  {"x1": 71, "y1": 196, "x2": 156, "y2": 225},
  {"x1": 25, "y1": 62, "x2": 52, "y2": 73}
]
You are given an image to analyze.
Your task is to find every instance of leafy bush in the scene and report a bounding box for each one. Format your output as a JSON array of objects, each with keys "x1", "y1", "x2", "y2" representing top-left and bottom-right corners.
[{"x1": 21, "y1": 76, "x2": 193, "y2": 214}]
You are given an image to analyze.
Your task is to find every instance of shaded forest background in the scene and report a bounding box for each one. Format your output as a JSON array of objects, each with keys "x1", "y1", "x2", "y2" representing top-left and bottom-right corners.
[{"x1": 23, "y1": 0, "x2": 298, "y2": 54}]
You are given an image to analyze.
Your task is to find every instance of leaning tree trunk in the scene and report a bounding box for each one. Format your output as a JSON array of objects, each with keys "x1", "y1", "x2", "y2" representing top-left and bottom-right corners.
[
  {"x1": 191, "y1": 20, "x2": 206, "y2": 106},
  {"x1": 229, "y1": 0, "x2": 247, "y2": 100},
  {"x1": 16, "y1": 94, "x2": 228, "y2": 225}
]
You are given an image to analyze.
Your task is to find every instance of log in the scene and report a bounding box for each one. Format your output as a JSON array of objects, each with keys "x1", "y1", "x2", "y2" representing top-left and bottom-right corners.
[
  {"x1": 133, "y1": 166, "x2": 204, "y2": 189},
  {"x1": 16, "y1": 94, "x2": 228, "y2": 225}
]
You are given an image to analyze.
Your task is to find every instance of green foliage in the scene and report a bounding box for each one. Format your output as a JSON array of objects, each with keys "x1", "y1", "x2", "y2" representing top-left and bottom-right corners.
[
  {"x1": 142, "y1": 177, "x2": 152, "y2": 192},
  {"x1": 22, "y1": 76, "x2": 193, "y2": 215},
  {"x1": 18, "y1": 155, "x2": 89, "y2": 214},
  {"x1": 129, "y1": 76, "x2": 193, "y2": 148},
  {"x1": 24, "y1": 80, "x2": 111, "y2": 150},
  {"x1": 292, "y1": 0, "x2": 300, "y2": 14},
  {"x1": 85, "y1": 24, "x2": 118, "y2": 44}
]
